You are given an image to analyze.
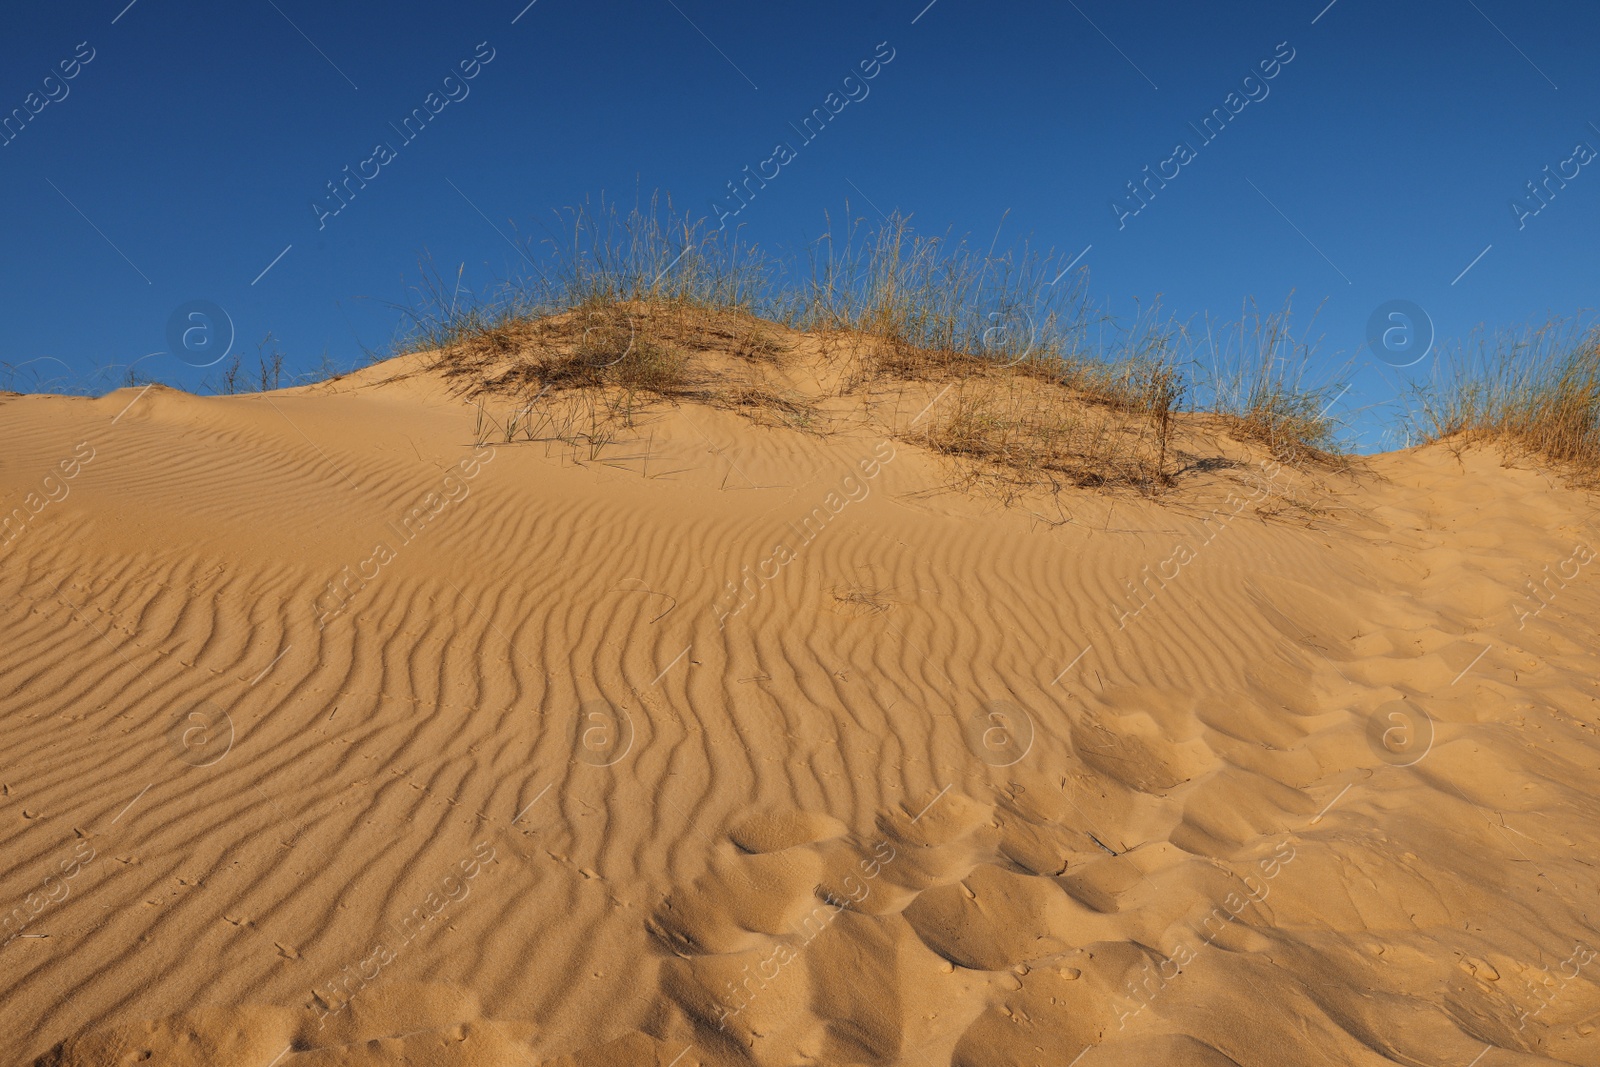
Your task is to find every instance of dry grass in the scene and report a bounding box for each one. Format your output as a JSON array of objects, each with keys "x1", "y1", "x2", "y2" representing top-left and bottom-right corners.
[
  {"x1": 1410, "y1": 319, "x2": 1600, "y2": 478},
  {"x1": 831, "y1": 584, "x2": 893, "y2": 616},
  {"x1": 394, "y1": 193, "x2": 1342, "y2": 492},
  {"x1": 797, "y1": 212, "x2": 1094, "y2": 366},
  {"x1": 406, "y1": 195, "x2": 807, "y2": 450},
  {"x1": 911, "y1": 378, "x2": 1163, "y2": 495},
  {"x1": 1194, "y1": 299, "x2": 1345, "y2": 464},
  {"x1": 441, "y1": 299, "x2": 822, "y2": 465}
]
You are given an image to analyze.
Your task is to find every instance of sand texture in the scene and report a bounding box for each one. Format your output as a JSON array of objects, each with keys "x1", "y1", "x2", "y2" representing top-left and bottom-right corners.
[{"x1": 2, "y1": 346, "x2": 1599, "y2": 1067}]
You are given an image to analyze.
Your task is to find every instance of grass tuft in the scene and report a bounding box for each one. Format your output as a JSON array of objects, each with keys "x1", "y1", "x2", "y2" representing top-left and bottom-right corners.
[
  {"x1": 1195, "y1": 298, "x2": 1345, "y2": 463},
  {"x1": 1409, "y1": 318, "x2": 1600, "y2": 477}
]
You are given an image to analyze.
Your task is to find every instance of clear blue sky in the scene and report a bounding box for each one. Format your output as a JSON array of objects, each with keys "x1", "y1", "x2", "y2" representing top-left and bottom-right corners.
[{"x1": 2, "y1": 0, "x2": 1596, "y2": 450}]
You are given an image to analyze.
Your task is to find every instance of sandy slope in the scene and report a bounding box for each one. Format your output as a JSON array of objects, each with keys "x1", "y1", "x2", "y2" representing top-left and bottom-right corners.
[{"x1": 1, "y1": 351, "x2": 1599, "y2": 1067}]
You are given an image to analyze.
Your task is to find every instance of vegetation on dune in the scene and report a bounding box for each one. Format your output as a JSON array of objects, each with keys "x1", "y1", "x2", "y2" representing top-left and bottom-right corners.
[
  {"x1": 394, "y1": 194, "x2": 1351, "y2": 496},
  {"x1": 14, "y1": 195, "x2": 1598, "y2": 492},
  {"x1": 1409, "y1": 319, "x2": 1600, "y2": 480}
]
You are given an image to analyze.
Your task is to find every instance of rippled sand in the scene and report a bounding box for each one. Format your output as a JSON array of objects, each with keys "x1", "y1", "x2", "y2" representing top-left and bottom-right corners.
[{"x1": 5, "y1": 347, "x2": 1598, "y2": 1066}]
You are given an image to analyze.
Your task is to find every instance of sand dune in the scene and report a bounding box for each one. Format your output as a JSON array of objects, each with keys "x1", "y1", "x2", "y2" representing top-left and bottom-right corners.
[{"x1": 2, "y1": 339, "x2": 1599, "y2": 1067}]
